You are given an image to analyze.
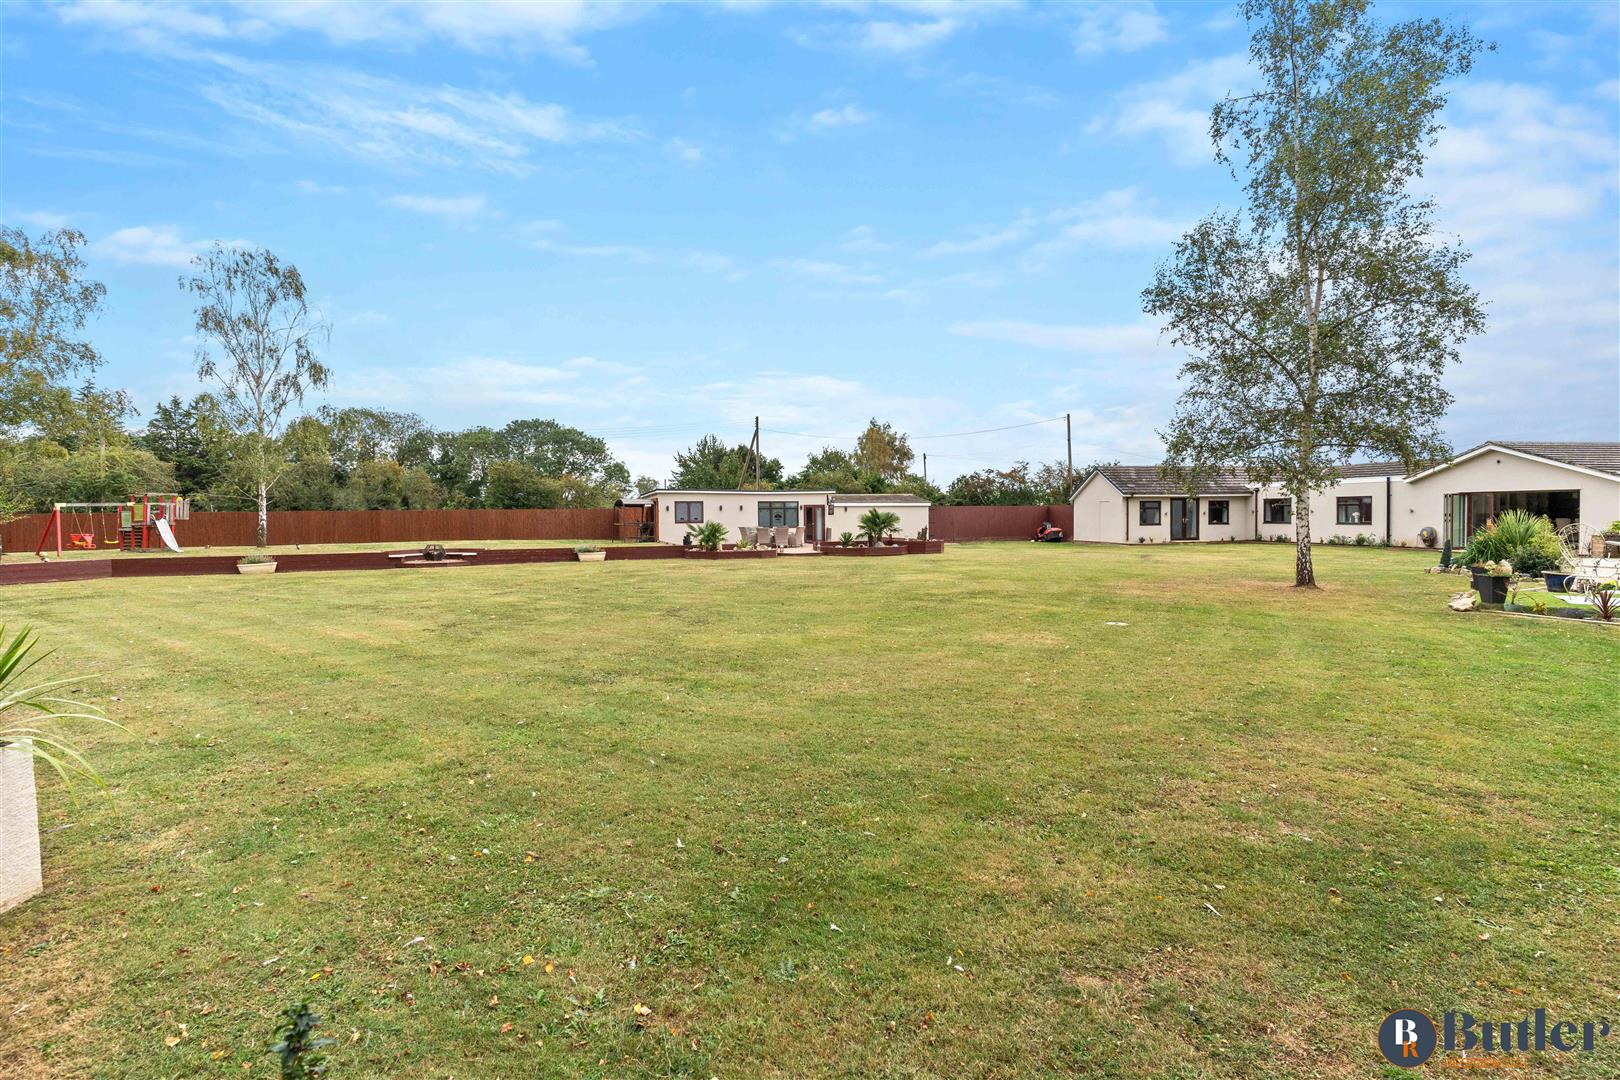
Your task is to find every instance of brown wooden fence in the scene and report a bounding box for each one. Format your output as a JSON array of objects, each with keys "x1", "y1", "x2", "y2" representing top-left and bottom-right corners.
[
  {"x1": 0, "y1": 508, "x2": 617, "y2": 552},
  {"x1": 926, "y1": 504, "x2": 1072, "y2": 541},
  {"x1": 0, "y1": 503, "x2": 1067, "y2": 552}
]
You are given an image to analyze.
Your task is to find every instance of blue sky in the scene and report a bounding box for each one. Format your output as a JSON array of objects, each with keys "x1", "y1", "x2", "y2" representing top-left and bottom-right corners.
[{"x1": 3, "y1": 0, "x2": 1616, "y2": 484}]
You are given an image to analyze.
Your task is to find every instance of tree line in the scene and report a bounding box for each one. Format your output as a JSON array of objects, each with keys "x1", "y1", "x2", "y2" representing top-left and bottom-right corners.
[{"x1": 1, "y1": 226, "x2": 1077, "y2": 540}]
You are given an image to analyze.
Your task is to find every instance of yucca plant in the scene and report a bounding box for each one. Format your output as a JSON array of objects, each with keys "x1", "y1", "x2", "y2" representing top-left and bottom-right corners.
[
  {"x1": 1461, "y1": 509, "x2": 1562, "y2": 578},
  {"x1": 687, "y1": 520, "x2": 728, "y2": 551},
  {"x1": 857, "y1": 509, "x2": 901, "y2": 547},
  {"x1": 1, "y1": 626, "x2": 123, "y2": 797}
]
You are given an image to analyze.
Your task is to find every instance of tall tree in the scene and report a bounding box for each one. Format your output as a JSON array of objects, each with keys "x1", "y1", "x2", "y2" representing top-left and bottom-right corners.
[
  {"x1": 0, "y1": 226, "x2": 111, "y2": 440},
  {"x1": 671, "y1": 435, "x2": 783, "y2": 490},
  {"x1": 184, "y1": 245, "x2": 330, "y2": 547},
  {"x1": 1144, "y1": 0, "x2": 1486, "y2": 586},
  {"x1": 853, "y1": 419, "x2": 913, "y2": 482}
]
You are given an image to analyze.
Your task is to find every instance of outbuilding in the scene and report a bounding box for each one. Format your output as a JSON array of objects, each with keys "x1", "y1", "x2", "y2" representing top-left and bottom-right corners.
[{"x1": 635, "y1": 489, "x2": 932, "y2": 546}]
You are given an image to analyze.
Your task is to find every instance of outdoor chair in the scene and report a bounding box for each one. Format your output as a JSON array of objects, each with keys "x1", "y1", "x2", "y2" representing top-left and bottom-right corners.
[
  {"x1": 787, "y1": 527, "x2": 801, "y2": 547},
  {"x1": 774, "y1": 526, "x2": 789, "y2": 547},
  {"x1": 739, "y1": 526, "x2": 755, "y2": 547}
]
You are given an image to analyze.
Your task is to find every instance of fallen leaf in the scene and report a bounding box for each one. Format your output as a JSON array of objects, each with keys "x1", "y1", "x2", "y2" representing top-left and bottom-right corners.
[
  {"x1": 488, "y1": 995, "x2": 499, "y2": 1007},
  {"x1": 521, "y1": 955, "x2": 535, "y2": 966},
  {"x1": 634, "y1": 1003, "x2": 652, "y2": 1016}
]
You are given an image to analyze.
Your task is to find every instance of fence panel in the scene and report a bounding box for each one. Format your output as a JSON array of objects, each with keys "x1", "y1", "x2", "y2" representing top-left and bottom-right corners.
[
  {"x1": 927, "y1": 504, "x2": 1072, "y2": 541},
  {"x1": 0, "y1": 508, "x2": 617, "y2": 552}
]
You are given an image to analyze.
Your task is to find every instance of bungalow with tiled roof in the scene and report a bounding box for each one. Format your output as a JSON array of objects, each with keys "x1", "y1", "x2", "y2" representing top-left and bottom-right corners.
[{"x1": 1068, "y1": 442, "x2": 1620, "y2": 547}]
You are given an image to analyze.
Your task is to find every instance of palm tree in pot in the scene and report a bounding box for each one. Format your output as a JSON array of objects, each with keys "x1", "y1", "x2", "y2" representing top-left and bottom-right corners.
[
  {"x1": 1, "y1": 626, "x2": 123, "y2": 912},
  {"x1": 857, "y1": 509, "x2": 901, "y2": 547},
  {"x1": 687, "y1": 520, "x2": 728, "y2": 552}
]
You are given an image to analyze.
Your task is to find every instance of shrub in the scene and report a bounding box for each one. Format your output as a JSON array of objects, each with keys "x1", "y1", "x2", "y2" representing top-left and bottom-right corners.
[
  {"x1": 687, "y1": 520, "x2": 727, "y2": 551},
  {"x1": 857, "y1": 509, "x2": 901, "y2": 546},
  {"x1": 839, "y1": 531, "x2": 855, "y2": 546},
  {"x1": 573, "y1": 544, "x2": 602, "y2": 554},
  {"x1": 1461, "y1": 509, "x2": 1562, "y2": 578},
  {"x1": 239, "y1": 554, "x2": 276, "y2": 565},
  {"x1": 269, "y1": 1002, "x2": 332, "y2": 1078}
]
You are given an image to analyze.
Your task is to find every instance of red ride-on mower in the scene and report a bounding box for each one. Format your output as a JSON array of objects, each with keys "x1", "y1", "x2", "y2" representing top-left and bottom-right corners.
[{"x1": 1031, "y1": 521, "x2": 1066, "y2": 542}]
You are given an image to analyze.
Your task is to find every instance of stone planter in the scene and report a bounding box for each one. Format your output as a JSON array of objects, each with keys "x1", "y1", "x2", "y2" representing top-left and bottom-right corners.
[
  {"x1": 237, "y1": 560, "x2": 277, "y2": 575},
  {"x1": 575, "y1": 551, "x2": 607, "y2": 563},
  {"x1": 1, "y1": 745, "x2": 43, "y2": 914}
]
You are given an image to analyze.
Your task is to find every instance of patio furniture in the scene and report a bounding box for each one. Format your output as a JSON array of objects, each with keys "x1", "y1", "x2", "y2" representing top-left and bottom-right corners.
[
  {"x1": 739, "y1": 526, "x2": 755, "y2": 547},
  {"x1": 773, "y1": 526, "x2": 789, "y2": 547},
  {"x1": 787, "y1": 527, "x2": 801, "y2": 547}
]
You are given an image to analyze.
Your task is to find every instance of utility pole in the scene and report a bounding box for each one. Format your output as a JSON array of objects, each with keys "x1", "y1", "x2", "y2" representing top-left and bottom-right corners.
[
  {"x1": 922, "y1": 452, "x2": 927, "y2": 484},
  {"x1": 754, "y1": 416, "x2": 761, "y2": 488},
  {"x1": 1065, "y1": 412, "x2": 1073, "y2": 496}
]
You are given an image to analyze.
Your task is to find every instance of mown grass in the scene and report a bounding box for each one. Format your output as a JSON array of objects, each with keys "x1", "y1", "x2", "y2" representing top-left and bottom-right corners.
[{"x1": 0, "y1": 542, "x2": 1615, "y2": 1079}]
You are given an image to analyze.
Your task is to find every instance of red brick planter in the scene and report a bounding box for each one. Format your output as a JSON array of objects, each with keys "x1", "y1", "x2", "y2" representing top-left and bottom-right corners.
[{"x1": 820, "y1": 544, "x2": 907, "y2": 557}]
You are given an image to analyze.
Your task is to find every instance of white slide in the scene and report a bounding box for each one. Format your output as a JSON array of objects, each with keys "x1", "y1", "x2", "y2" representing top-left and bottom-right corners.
[{"x1": 154, "y1": 517, "x2": 183, "y2": 553}]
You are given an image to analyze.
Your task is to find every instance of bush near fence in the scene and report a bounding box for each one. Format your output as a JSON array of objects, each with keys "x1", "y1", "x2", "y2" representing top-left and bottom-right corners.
[{"x1": 0, "y1": 503, "x2": 1070, "y2": 552}]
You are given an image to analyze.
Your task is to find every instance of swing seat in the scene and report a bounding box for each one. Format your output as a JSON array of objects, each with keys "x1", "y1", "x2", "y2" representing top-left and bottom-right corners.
[{"x1": 69, "y1": 532, "x2": 96, "y2": 550}]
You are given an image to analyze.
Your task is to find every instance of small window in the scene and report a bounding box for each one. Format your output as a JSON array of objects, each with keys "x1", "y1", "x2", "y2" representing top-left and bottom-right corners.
[
  {"x1": 1208, "y1": 500, "x2": 1229, "y2": 525},
  {"x1": 1263, "y1": 498, "x2": 1291, "y2": 524},
  {"x1": 1336, "y1": 496, "x2": 1373, "y2": 525},
  {"x1": 1139, "y1": 500, "x2": 1161, "y2": 526},
  {"x1": 674, "y1": 501, "x2": 703, "y2": 523}
]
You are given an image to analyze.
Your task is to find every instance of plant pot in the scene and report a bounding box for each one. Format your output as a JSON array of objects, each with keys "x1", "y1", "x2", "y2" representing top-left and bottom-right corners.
[
  {"x1": 237, "y1": 560, "x2": 277, "y2": 575},
  {"x1": 575, "y1": 551, "x2": 606, "y2": 563},
  {"x1": 1471, "y1": 571, "x2": 1509, "y2": 606},
  {"x1": 0, "y1": 745, "x2": 43, "y2": 914},
  {"x1": 1543, "y1": 572, "x2": 1573, "y2": 593}
]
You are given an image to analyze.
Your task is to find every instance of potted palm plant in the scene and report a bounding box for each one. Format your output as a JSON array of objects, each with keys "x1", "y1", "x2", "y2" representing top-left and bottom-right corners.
[
  {"x1": 857, "y1": 509, "x2": 901, "y2": 548},
  {"x1": 1, "y1": 626, "x2": 122, "y2": 914},
  {"x1": 687, "y1": 521, "x2": 727, "y2": 552}
]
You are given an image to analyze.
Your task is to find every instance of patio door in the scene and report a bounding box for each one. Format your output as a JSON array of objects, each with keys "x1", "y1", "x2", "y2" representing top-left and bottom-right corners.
[{"x1": 1170, "y1": 498, "x2": 1199, "y2": 540}]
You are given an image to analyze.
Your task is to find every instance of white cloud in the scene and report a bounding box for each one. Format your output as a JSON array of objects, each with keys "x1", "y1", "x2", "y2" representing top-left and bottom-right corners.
[
  {"x1": 840, "y1": 225, "x2": 895, "y2": 253},
  {"x1": 525, "y1": 222, "x2": 743, "y2": 279},
  {"x1": 1071, "y1": 2, "x2": 1167, "y2": 57},
  {"x1": 808, "y1": 104, "x2": 874, "y2": 131},
  {"x1": 666, "y1": 138, "x2": 705, "y2": 164},
  {"x1": 922, "y1": 188, "x2": 1185, "y2": 265},
  {"x1": 1088, "y1": 52, "x2": 1251, "y2": 166},
  {"x1": 91, "y1": 225, "x2": 216, "y2": 267},
  {"x1": 193, "y1": 58, "x2": 634, "y2": 173},
  {"x1": 383, "y1": 193, "x2": 487, "y2": 221},
  {"x1": 949, "y1": 318, "x2": 1164, "y2": 355},
  {"x1": 769, "y1": 257, "x2": 885, "y2": 286},
  {"x1": 11, "y1": 210, "x2": 75, "y2": 230},
  {"x1": 57, "y1": 0, "x2": 654, "y2": 66},
  {"x1": 1419, "y1": 80, "x2": 1619, "y2": 443},
  {"x1": 294, "y1": 179, "x2": 347, "y2": 195},
  {"x1": 788, "y1": 1, "x2": 1016, "y2": 55}
]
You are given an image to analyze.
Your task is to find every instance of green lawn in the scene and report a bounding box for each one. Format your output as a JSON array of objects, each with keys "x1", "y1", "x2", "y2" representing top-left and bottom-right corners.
[{"x1": 1, "y1": 543, "x2": 1615, "y2": 1079}]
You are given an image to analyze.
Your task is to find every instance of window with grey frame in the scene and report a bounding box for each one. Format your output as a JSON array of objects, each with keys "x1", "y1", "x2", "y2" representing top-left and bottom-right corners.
[
  {"x1": 1336, "y1": 496, "x2": 1373, "y2": 525},
  {"x1": 757, "y1": 501, "x2": 800, "y2": 527},
  {"x1": 674, "y1": 501, "x2": 703, "y2": 523},
  {"x1": 1263, "y1": 498, "x2": 1291, "y2": 524},
  {"x1": 1139, "y1": 500, "x2": 1161, "y2": 526},
  {"x1": 1208, "y1": 500, "x2": 1230, "y2": 525}
]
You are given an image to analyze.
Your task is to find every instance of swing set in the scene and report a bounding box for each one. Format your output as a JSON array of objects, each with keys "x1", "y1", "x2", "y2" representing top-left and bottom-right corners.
[{"x1": 34, "y1": 493, "x2": 191, "y2": 559}]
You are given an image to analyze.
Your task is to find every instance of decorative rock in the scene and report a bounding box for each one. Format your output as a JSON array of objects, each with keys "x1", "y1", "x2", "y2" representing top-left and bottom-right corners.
[{"x1": 1448, "y1": 592, "x2": 1478, "y2": 612}]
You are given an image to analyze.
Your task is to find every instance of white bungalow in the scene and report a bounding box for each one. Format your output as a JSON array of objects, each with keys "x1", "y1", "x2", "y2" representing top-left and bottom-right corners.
[
  {"x1": 1068, "y1": 442, "x2": 1620, "y2": 547},
  {"x1": 634, "y1": 489, "x2": 931, "y2": 545}
]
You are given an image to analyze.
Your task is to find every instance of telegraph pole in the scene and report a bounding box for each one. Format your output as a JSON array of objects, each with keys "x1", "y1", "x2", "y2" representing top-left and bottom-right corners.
[
  {"x1": 922, "y1": 452, "x2": 927, "y2": 484},
  {"x1": 754, "y1": 416, "x2": 761, "y2": 488},
  {"x1": 1065, "y1": 412, "x2": 1073, "y2": 495}
]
